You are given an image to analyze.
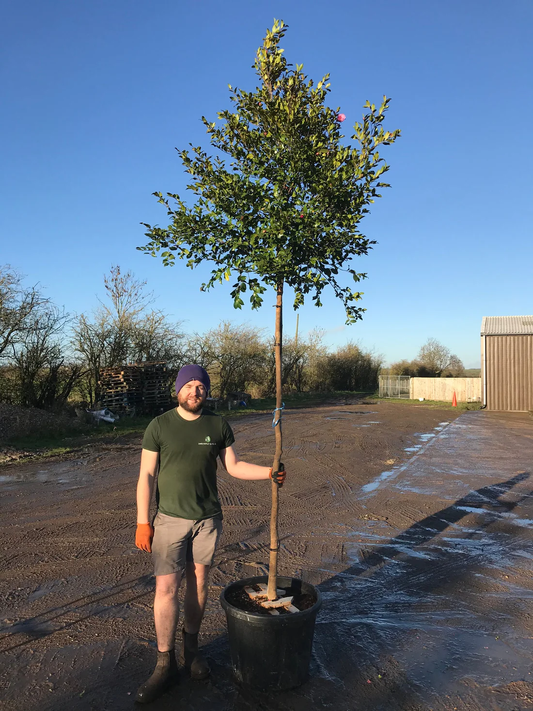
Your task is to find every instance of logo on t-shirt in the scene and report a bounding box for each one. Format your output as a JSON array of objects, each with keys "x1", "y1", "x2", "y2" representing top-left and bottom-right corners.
[{"x1": 198, "y1": 435, "x2": 216, "y2": 446}]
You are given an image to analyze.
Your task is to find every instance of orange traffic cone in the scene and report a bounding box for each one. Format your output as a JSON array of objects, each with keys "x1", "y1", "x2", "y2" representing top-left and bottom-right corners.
[{"x1": 452, "y1": 391, "x2": 457, "y2": 407}]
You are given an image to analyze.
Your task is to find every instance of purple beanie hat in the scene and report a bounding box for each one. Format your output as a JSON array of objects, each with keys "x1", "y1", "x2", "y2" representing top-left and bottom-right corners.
[{"x1": 175, "y1": 364, "x2": 210, "y2": 395}]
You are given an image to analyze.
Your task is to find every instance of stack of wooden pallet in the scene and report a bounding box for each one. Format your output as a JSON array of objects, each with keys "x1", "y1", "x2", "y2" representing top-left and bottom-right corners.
[
  {"x1": 142, "y1": 362, "x2": 173, "y2": 414},
  {"x1": 98, "y1": 366, "x2": 142, "y2": 415},
  {"x1": 98, "y1": 362, "x2": 172, "y2": 416}
]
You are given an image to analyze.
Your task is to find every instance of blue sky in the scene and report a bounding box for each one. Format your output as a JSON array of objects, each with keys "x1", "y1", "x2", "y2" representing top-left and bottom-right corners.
[{"x1": 2, "y1": 0, "x2": 532, "y2": 368}]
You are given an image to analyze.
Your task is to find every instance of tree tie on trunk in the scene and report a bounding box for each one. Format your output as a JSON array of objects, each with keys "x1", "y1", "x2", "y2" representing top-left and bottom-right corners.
[{"x1": 272, "y1": 403, "x2": 285, "y2": 427}]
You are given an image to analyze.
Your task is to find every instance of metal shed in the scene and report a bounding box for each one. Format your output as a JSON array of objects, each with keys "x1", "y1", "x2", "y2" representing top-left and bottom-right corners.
[{"x1": 481, "y1": 315, "x2": 533, "y2": 411}]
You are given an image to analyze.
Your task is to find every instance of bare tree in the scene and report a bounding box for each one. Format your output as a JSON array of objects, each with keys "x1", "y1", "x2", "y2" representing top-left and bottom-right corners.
[
  {"x1": 442, "y1": 354, "x2": 465, "y2": 377},
  {"x1": 202, "y1": 322, "x2": 267, "y2": 398},
  {"x1": 263, "y1": 334, "x2": 312, "y2": 396},
  {"x1": 183, "y1": 333, "x2": 218, "y2": 373},
  {"x1": 412, "y1": 338, "x2": 465, "y2": 377},
  {"x1": 11, "y1": 304, "x2": 82, "y2": 409},
  {"x1": 417, "y1": 338, "x2": 451, "y2": 377},
  {"x1": 72, "y1": 266, "x2": 184, "y2": 404},
  {"x1": 71, "y1": 312, "x2": 116, "y2": 405},
  {"x1": 0, "y1": 265, "x2": 48, "y2": 360},
  {"x1": 130, "y1": 310, "x2": 185, "y2": 367},
  {"x1": 300, "y1": 329, "x2": 329, "y2": 391},
  {"x1": 101, "y1": 265, "x2": 154, "y2": 327}
]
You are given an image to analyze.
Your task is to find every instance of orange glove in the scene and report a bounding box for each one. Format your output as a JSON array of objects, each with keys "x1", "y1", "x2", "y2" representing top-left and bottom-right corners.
[
  {"x1": 270, "y1": 462, "x2": 286, "y2": 487},
  {"x1": 135, "y1": 523, "x2": 154, "y2": 552}
]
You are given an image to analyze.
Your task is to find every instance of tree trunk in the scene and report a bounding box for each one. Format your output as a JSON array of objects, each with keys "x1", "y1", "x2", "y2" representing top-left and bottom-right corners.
[{"x1": 267, "y1": 281, "x2": 283, "y2": 600}]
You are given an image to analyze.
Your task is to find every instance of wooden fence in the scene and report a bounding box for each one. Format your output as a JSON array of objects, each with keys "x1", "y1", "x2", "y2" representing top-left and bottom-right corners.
[{"x1": 410, "y1": 377, "x2": 481, "y2": 402}]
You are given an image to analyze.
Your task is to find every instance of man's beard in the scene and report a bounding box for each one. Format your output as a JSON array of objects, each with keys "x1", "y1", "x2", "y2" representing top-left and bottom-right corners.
[{"x1": 178, "y1": 394, "x2": 205, "y2": 414}]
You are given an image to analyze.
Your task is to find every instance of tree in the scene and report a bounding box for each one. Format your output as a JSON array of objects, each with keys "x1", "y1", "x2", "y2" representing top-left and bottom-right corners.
[
  {"x1": 99, "y1": 265, "x2": 155, "y2": 367},
  {"x1": 183, "y1": 333, "x2": 218, "y2": 373},
  {"x1": 261, "y1": 333, "x2": 313, "y2": 396},
  {"x1": 12, "y1": 304, "x2": 82, "y2": 409},
  {"x1": 129, "y1": 310, "x2": 185, "y2": 367},
  {"x1": 417, "y1": 338, "x2": 463, "y2": 377},
  {"x1": 72, "y1": 266, "x2": 184, "y2": 404},
  {"x1": 71, "y1": 311, "x2": 117, "y2": 405},
  {"x1": 0, "y1": 265, "x2": 48, "y2": 361},
  {"x1": 389, "y1": 359, "x2": 418, "y2": 376},
  {"x1": 300, "y1": 328, "x2": 329, "y2": 391},
  {"x1": 202, "y1": 322, "x2": 267, "y2": 398},
  {"x1": 0, "y1": 267, "x2": 81, "y2": 410},
  {"x1": 442, "y1": 354, "x2": 465, "y2": 378},
  {"x1": 323, "y1": 342, "x2": 382, "y2": 391},
  {"x1": 139, "y1": 20, "x2": 400, "y2": 598}
]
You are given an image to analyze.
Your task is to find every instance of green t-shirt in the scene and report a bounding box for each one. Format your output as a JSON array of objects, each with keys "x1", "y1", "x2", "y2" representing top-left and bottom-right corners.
[{"x1": 142, "y1": 408, "x2": 235, "y2": 520}]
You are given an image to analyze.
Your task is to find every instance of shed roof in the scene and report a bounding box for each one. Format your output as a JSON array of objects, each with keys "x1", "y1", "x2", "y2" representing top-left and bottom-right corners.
[{"x1": 481, "y1": 316, "x2": 533, "y2": 335}]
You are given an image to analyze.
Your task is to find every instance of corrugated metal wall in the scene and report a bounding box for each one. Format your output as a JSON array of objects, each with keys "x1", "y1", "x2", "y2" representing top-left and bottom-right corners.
[{"x1": 486, "y1": 335, "x2": 533, "y2": 411}]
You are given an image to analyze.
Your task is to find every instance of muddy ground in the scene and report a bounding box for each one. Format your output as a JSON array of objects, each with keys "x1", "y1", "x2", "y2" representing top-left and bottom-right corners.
[{"x1": 1, "y1": 400, "x2": 532, "y2": 711}]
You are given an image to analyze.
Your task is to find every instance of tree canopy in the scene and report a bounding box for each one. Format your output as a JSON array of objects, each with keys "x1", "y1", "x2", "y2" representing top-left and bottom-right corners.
[{"x1": 139, "y1": 19, "x2": 400, "y2": 324}]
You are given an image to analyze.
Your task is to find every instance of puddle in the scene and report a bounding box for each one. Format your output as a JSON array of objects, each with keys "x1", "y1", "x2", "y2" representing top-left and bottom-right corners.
[
  {"x1": 362, "y1": 422, "x2": 453, "y2": 496},
  {"x1": 325, "y1": 411, "x2": 378, "y2": 420},
  {"x1": 415, "y1": 432, "x2": 436, "y2": 442},
  {"x1": 451, "y1": 506, "x2": 533, "y2": 528},
  {"x1": 361, "y1": 470, "x2": 397, "y2": 493},
  {"x1": 403, "y1": 425, "x2": 451, "y2": 451},
  {"x1": 0, "y1": 471, "x2": 53, "y2": 484},
  {"x1": 0, "y1": 461, "x2": 90, "y2": 486},
  {"x1": 497, "y1": 512, "x2": 533, "y2": 528}
]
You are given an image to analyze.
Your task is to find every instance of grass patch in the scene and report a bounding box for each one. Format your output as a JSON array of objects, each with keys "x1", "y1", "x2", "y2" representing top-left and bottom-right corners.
[
  {"x1": 221, "y1": 390, "x2": 371, "y2": 418},
  {"x1": 372, "y1": 396, "x2": 483, "y2": 411},
  {"x1": 3, "y1": 415, "x2": 154, "y2": 461}
]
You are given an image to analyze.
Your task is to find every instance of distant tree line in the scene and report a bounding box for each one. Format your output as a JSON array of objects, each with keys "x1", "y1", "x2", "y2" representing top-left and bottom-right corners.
[
  {"x1": 384, "y1": 338, "x2": 466, "y2": 378},
  {"x1": 0, "y1": 264, "x2": 382, "y2": 411}
]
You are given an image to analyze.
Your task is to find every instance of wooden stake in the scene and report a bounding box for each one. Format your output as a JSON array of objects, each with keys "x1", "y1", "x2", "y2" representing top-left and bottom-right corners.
[
  {"x1": 244, "y1": 584, "x2": 298, "y2": 613},
  {"x1": 244, "y1": 584, "x2": 285, "y2": 600},
  {"x1": 261, "y1": 596, "x2": 294, "y2": 609}
]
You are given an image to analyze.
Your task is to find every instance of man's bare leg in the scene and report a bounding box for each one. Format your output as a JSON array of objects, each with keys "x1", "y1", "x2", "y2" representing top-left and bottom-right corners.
[
  {"x1": 181, "y1": 562, "x2": 211, "y2": 679},
  {"x1": 183, "y1": 562, "x2": 210, "y2": 633},
  {"x1": 154, "y1": 572, "x2": 182, "y2": 651}
]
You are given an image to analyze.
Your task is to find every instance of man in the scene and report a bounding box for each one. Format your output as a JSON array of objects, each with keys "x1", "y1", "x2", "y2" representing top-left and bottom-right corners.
[{"x1": 134, "y1": 364, "x2": 286, "y2": 704}]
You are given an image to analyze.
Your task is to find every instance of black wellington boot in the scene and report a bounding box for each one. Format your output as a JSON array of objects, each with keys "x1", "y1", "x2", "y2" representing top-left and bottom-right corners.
[
  {"x1": 179, "y1": 628, "x2": 210, "y2": 680},
  {"x1": 135, "y1": 649, "x2": 179, "y2": 704}
]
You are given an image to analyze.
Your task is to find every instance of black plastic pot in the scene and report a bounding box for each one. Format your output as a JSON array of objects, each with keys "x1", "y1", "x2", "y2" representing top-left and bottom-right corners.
[{"x1": 220, "y1": 575, "x2": 322, "y2": 691}]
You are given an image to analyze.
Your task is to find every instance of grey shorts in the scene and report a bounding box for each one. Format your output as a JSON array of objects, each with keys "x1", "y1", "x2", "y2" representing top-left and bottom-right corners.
[{"x1": 151, "y1": 511, "x2": 222, "y2": 577}]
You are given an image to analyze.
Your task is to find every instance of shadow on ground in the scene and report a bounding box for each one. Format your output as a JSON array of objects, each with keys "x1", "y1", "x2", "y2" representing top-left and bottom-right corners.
[{"x1": 4, "y1": 472, "x2": 532, "y2": 711}]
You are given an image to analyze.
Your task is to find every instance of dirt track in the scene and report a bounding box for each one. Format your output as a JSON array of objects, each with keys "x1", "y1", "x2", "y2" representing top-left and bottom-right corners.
[{"x1": 1, "y1": 400, "x2": 532, "y2": 710}]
